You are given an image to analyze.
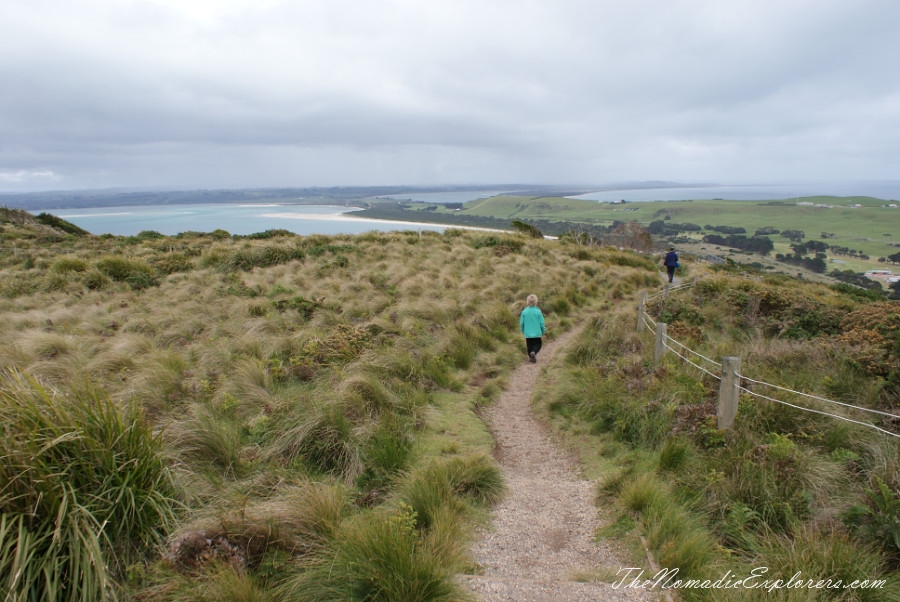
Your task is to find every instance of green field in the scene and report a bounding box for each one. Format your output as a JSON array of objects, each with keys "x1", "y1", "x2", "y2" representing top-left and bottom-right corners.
[{"x1": 408, "y1": 195, "x2": 900, "y2": 273}]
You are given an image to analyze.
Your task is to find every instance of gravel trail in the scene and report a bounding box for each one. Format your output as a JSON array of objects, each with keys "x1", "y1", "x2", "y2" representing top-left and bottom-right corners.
[{"x1": 460, "y1": 327, "x2": 659, "y2": 602}]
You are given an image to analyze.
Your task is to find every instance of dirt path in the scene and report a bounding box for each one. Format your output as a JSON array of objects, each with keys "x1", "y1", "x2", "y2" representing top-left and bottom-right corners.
[{"x1": 460, "y1": 328, "x2": 658, "y2": 602}]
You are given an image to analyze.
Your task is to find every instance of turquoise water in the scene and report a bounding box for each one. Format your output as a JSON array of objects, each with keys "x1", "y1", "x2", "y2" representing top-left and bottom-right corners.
[{"x1": 55, "y1": 204, "x2": 451, "y2": 237}]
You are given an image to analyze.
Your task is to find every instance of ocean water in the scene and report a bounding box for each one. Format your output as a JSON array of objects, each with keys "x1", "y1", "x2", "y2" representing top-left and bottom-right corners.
[{"x1": 55, "y1": 204, "x2": 452, "y2": 237}]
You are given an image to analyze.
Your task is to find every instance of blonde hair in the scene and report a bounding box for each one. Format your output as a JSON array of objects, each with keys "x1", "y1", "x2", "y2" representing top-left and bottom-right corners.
[{"x1": 526, "y1": 294, "x2": 538, "y2": 306}]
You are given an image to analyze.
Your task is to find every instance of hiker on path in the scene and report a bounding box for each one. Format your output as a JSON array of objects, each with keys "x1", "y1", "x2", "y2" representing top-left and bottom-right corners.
[
  {"x1": 663, "y1": 247, "x2": 679, "y2": 283},
  {"x1": 520, "y1": 294, "x2": 546, "y2": 363}
]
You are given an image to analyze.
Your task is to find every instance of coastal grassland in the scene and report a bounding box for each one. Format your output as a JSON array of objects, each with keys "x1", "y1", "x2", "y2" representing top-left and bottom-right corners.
[
  {"x1": 0, "y1": 218, "x2": 659, "y2": 601},
  {"x1": 537, "y1": 264, "x2": 900, "y2": 601}
]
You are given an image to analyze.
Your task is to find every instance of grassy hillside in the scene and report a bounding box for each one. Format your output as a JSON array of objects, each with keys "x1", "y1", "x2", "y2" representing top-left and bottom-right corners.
[
  {"x1": 2, "y1": 206, "x2": 899, "y2": 600},
  {"x1": 0, "y1": 209, "x2": 662, "y2": 600}
]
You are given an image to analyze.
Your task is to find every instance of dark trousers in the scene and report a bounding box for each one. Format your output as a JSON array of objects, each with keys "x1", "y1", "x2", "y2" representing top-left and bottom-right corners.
[
  {"x1": 526, "y1": 337, "x2": 542, "y2": 356},
  {"x1": 666, "y1": 266, "x2": 676, "y2": 283}
]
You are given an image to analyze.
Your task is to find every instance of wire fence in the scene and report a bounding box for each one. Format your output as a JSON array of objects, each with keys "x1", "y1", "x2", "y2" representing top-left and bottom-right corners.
[{"x1": 638, "y1": 280, "x2": 900, "y2": 440}]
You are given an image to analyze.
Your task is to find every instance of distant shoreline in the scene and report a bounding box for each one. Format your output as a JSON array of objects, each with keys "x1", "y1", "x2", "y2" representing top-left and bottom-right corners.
[{"x1": 261, "y1": 210, "x2": 508, "y2": 234}]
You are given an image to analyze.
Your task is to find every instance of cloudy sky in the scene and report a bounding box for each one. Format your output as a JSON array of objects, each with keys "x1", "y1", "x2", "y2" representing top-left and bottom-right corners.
[{"x1": 2, "y1": 0, "x2": 899, "y2": 192}]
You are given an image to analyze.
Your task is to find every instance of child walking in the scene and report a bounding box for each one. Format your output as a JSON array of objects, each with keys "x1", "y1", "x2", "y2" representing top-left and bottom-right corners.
[{"x1": 520, "y1": 294, "x2": 546, "y2": 363}]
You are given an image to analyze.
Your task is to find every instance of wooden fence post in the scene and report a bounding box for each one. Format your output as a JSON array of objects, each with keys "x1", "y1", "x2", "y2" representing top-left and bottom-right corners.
[
  {"x1": 654, "y1": 322, "x2": 667, "y2": 368},
  {"x1": 718, "y1": 356, "x2": 741, "y2": 430},
  {"x1": 636, "y1": 292, "x2": 648, "y2": 333}
]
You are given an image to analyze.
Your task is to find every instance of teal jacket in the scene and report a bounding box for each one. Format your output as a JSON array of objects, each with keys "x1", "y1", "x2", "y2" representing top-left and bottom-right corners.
[{"x1": 519, "y1": 306, "x2": 546, "y2": 338}]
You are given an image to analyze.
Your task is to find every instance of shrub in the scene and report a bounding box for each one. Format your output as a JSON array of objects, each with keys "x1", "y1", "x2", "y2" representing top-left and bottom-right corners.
[
  {"x1": 34, "y1": 212, "x2": 90, "y2": 236},
  {"x1": 244, "y1": 229, "x2": 297, "y2": 240}
]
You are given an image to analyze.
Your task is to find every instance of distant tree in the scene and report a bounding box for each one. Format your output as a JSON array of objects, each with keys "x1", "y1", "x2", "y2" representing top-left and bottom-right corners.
[
  {"x1": 791, "y1": 240, "x2": 829, "y2": 255},
  {"x1": 607, "y1": 221, "x2": 652, "y2": 252},
  {"x1": 888, "y1": 253, "x2": 900, "y2": 264},
  {"x1": 806, "y1": 257, "x2": 827, "y2": 273},
  {"x1": 708, "y1": 225, "x2": 746, "y2": 235},
  {"x1": 647, "y1": 220, "x2": 667, "y2": 235},
  {"x1": 781, "y1": 229, "x2": 805, "y2": 242},
  {"x1": 702, "y1": 234, "x2": 773, "y2": 255},
  {"x1": 830, "y1": 270, "x2": 884, "y2": 292},
  {"x1": 891, "y1": 280, "x2": 900, "y2": 300}
]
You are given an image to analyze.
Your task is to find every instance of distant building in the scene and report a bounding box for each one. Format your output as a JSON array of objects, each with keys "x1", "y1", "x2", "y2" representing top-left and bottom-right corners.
[{"x1": 865, "y1": 269, "x2": 897, "y2": 284}]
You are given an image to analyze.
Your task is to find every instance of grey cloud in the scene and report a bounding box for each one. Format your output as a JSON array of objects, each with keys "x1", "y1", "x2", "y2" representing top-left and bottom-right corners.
[{"x1": 2, "y1": 0, "x2": 900, "y2": 191}]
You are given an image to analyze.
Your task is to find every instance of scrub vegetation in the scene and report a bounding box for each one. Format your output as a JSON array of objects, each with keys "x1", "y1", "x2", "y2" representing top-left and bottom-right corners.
[
  {"x1": 0, "y1": 207, "x2": 624, "y2": 601},
  {"x1": 2, "y1": 205, "x2": 899, "y2": 600},
  {"x1": 541, "y1": 262, "x2": 900, "y2": 601}
]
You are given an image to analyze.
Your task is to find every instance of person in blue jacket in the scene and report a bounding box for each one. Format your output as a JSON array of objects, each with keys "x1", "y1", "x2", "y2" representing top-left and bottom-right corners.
[
  {"x1": 520, "y1": 294, "x2": 546, "y2": 363},
  {"x1": 663, "y1": 247, "x2": 679, "y2": 283}
]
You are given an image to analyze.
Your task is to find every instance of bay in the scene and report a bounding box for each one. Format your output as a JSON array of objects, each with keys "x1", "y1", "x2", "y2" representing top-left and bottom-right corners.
[{"x1": 55, "y1": 203, "x2": 452, "y2": 237}]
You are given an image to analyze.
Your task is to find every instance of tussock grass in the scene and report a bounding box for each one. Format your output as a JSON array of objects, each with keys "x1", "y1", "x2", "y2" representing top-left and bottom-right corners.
[
  {"x1": 396, "y1": 454, "x2": 504, "y2": 530},
  {"x1": 0, "y1": 370, "x2": 180, "y2": 600},
  {"x1": 0, "y1": 224, "x2": 633, "y2": 598},
  {"x1": 278, "y1": 510, "x2": 471, "y2": 602},
  {"x1": 752, "y1": 526, "x2": 900, "y2": 601},
  {"x1": 264, "y1": 399, "x2": 364, "y2": 480},
  {"x1": 164, "y1": 404, "x2": 245, "y2": 477}
]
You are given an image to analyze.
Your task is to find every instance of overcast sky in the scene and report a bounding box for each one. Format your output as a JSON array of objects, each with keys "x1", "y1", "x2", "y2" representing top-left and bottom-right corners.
[{"x1": 2, "y1": 0, "x2": 899, "y2": 192}]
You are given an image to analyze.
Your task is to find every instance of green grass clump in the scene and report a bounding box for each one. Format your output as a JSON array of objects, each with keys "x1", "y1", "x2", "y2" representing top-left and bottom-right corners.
[
  {"x1": 397, "y1": 454, "x2": 504, "y2": 530},
  {"x1": 277, "y1": 506, "x2": 471, "y2": 602},
  {"x1": 200, "y1": 243, "x2": 306, "y2": 272},
  {"x1": 95, "y1": 255, "x2": 159, "y2": 289},
  {"x1": 0, "y1": 370, "x2": 180, "y2": 601}
]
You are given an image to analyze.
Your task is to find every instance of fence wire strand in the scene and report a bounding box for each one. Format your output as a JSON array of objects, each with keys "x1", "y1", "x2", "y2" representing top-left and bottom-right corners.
[
  {"x1": 737, "y1": 385, "x2": 900, "y2": 440},
  {"x1": 640, "y1": 278, "x2": 900, "y2": 439},
  {"x1": 662, "y1": 341, "x2": 722, "y2": 381},
  {"x1": 665, "y1": 335, "x2": 722, "y2": 369},
  {"x1": 737, "y1": 374, "x2": 900, "y2": 420}
]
